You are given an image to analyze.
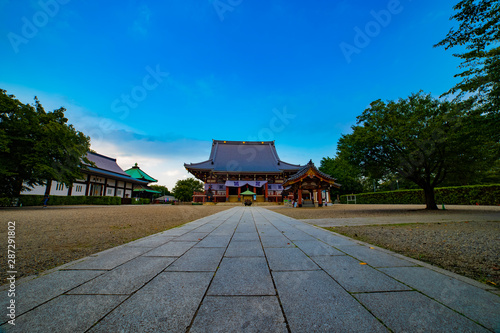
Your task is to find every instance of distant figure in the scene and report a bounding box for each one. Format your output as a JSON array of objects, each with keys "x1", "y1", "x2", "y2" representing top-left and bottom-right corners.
[{"x1": 42, "y1": 194, "x2": 49, "y2": 208}]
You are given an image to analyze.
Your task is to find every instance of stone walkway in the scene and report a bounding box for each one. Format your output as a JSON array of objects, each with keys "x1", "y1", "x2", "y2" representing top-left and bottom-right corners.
[{"x1": 2, "y1": 207, "x2": 499, "y2": 332}]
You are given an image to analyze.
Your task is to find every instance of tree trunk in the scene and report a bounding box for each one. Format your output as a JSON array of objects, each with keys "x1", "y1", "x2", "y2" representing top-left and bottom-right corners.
[{"x1": 423, "y1": 184, "x2": 438, "y2": 210}]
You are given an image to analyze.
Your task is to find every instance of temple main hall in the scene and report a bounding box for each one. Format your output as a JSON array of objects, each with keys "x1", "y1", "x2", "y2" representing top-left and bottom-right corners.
[{"x1": 185, "y1": 140, "x2": 340, "y2": 206}]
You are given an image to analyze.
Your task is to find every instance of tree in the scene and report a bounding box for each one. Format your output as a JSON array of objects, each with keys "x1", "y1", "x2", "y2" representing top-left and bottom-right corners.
[
  {"x1": 338, "y1": 92, "x2": 497, "y2": 210},
  {"x1": 319, "y1": 155, "x2": 364, "y2": 196},
  {"x1": 171, "y1": 178, "x2": 203, "y2": 202},
  {"x1": 0, "y1": 90, "x2": 91, "y2": 198},
  {"x1": 149, "y1": 184, "x2": 170, "y2": 197},
  {"x1": 435, "y1": 0, "x2": 499, "y2": 115}
]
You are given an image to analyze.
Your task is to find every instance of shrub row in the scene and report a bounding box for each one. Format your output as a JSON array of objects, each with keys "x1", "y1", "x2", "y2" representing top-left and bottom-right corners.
[
  {"x1": 339, "y1": 184, "x2": 500, "y2": 206},
  {"x1": 6, "y1": 195, "x2": 122, "y2": 207},
  {"x1": 132, "y1": 198, "x2": 151, "y2": 205}
]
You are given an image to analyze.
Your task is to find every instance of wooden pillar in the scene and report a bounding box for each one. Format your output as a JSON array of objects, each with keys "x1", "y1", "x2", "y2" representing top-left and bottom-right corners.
[
  {"x1": 298, "y1": 185, "x2": 302, "y2": 207},
  {"x1": 264, "y1": 183, "x2": 268, "y2": 201},
  {"x1": 237, "y1": 187, "x2": 241, "y2": 201},
  {"x1": 318, "y1": 187, "x2": 323, "y2": 207},
  {"x1": 226, "y1": 186, "x2": 229, "y2": 202}
]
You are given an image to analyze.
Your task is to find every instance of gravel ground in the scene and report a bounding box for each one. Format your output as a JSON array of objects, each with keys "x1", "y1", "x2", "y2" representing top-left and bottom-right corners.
[
  {"x1": 0, "y1": 205, "x2": 230, "y2": 284},
  {"x1": 270, "y1": 204, "x2": 500, "y2": 288},
  {"x1": 330, "y1": 222, "x2": 500, "y2": 287}
]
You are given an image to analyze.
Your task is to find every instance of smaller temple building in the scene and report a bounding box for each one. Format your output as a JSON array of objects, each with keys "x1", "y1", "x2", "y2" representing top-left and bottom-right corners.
[
  {"x1": 125, "y1": 163, "x2": 161, "y2": 199},
  {"x1": 283, "y1": 160, "x2": 341, "y2": 207},
  {"x1": 21, "y1": 152, "x2": 156, "y2": 204}
]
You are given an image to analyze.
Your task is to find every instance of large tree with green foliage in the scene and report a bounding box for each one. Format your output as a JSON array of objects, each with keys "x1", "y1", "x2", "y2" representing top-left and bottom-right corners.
[
  {"x1": 319, "y1": 155, "x2": 363, "y2": 196},
  {"x1": 0, "y1": 90, "x2": 91, "y2": 198},
  {"x1": 435, "y1": 0, "x2": 499, "y2": 124},
  {"x1": 338, "y1": 92, "x2": 497, "y2": 210},
  {"x1": 171, "y1": 177, "x2": 203, "y2": 202},
  {"x1": 149, "y1": 184, "x2": 170, "y2": 197}
]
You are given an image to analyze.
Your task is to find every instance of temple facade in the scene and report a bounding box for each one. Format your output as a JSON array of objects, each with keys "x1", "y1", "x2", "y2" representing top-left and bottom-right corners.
[
  {"x1": 21, "y1": 152, "x2": 153, "y2": 204},
  {"x1": 185, "y1": 140, "x2": 302, "y2": 203},
  {"x1": 283, "y1": 160, "x2": 341, "y2": 207}
]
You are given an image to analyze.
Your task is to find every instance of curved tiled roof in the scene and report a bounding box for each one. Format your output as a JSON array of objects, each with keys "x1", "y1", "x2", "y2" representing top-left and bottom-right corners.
[
  {"x1": 284, "y1": 160, "x2": 341, "y2": 187},
  {"x1": 185, "y1": 140, "x2": 301, "y2": 173},
  {"x1": 84, "y1": 152, "x2": 148, "y2": 184},
  {"x1": 125, "y1": 164, "x2": 158, "y2": 183}
]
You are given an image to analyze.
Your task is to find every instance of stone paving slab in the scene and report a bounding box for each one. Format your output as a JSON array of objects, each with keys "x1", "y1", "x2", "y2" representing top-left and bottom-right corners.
[
  {"x1": 2, "y1": 295, "x2": 126, "y2": 333},
  {"x1": 355, "y1": 291, "x2": 490, "y2": 332},
  {"x1": 293, "y1": 240, "x2": 344, "y2": 256},
  {"x1": 265, "y1": 247, "x2": 320, "y2": 271},
  {"x1": 273, "y1": 270, "x2": 387, "y2": 332},
  {"x1": 125, "y1": 235, "x2": 175, "y2": 247},
  {"x1": 68, "y1": 256, "x2": 175, "y2": 295},
  {"x1": 194, "y1": 235, "x2": 232, "y2": 248},
  {"x1": 208, "y1": 257, "x2": 275, "y2": 296},
  {"x1": 381, "y1": 266, "x2": 500, "y2": 331},
  {"x1": 193, "y1": 224, "x2": 220, "y2": 233},
  {"x1": 225, "y1": 240, "x2": 265, "y2": 257},
  {"x1": 235, "y1": 225, "x2": 257, "y2": 233},
  {"x1": 336, "y1": 244, "x2": 416, "y2": 267},
  {"x1": 190, "y1": 296, "x2": 287, "y2": 332},
  {"x1": 142, "y1": 240, "x2": 197, "y2": 257},
  {"x1": 313, "y1": 255, "x2": 411, "y2": 293},
  {"x1": 260, "y1": 235, "x2": 295, "y2": 248},
  {"x1": 231, "y1": 232, "x2": 260, "y2": 241},
  {"x1": 89, "y1": 272, "x2": 213, "y2": 332},
  {"x1": 165, "y1": 247, "x2": 225, "y2": 272},
  {"x1": 0, "y1": 270, "x2": 104, "y2": 319},
  {"x1": 171, "y1": 232, "x2": 209, "y2": 242},
  {"x1": 281, "y1": 230, "x2": 317, "y2": 241},
  {"x1": 67, "y1": 246, "x2": 151, "y2": 270}
]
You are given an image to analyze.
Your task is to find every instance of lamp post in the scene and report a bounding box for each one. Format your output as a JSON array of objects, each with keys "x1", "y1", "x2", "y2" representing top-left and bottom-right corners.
[{"x1": 396, "y1": 180, "x2": 399, "y2": 190}]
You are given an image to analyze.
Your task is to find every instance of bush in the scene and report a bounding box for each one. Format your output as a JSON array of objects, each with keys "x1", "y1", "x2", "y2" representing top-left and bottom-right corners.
[
  {"x1": 15, "y1": 195, "x2": 121, "y2": 206},
  {"x1": 132, "y1": 198, "x2": 151, "y2": 205},
  {"x1": 339, "y1": 185, "x2": 500, "y2": 205},
  {"x1": 0, "y1": 197, "x2": 14, "y2": 207}
]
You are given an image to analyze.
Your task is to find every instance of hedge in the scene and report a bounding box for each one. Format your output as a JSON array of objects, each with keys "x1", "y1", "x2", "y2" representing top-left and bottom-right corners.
[
  {"x1": 1, "y1": 195, "x2": 122, "y2": 207},
  {"x1": 132, "y1": 198, "x2": 151, "y2": 205},
  {"x1": 339, "y1": 184, "x2": 500, "y2": 206}
]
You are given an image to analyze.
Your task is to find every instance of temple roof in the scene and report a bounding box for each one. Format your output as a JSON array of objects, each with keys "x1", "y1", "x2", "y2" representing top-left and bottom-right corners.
[
  {"x1": 283, "y1": 160, "x2": 341, "y2": 188},
  {"x1": 84, "y1": 152, "x2": 148, "y2": 184},
  {"x1": 185, "y1": 140, "x2": 302, "y2": 173},
  {"x1": 125, "y1": 163, "x2": 158, "y2": 183}
]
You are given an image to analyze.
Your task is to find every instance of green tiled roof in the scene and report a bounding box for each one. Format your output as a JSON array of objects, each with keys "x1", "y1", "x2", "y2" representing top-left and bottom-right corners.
[
  {"x1": 124, "y1": 164, "x2": 158, "y2": 182},
  {"x1": 241, "y1": 190, "x2": 256, "y2": 195}
]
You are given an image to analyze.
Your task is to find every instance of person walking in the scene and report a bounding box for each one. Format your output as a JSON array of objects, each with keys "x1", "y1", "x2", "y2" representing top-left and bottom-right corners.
[{"x1": 42, "y1": 194, "x2": 49, "y2": 208}]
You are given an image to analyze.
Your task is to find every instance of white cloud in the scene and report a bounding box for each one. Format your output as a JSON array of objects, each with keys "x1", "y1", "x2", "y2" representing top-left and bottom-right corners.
[{"x1": 1, "y1": 83, "x2": 211, "y2": 190}]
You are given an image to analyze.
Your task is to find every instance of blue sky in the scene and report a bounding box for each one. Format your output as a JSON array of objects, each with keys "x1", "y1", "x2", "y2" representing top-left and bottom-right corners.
[{"x1": 1, "y1": 0, "x2": 461, "y2": 189}]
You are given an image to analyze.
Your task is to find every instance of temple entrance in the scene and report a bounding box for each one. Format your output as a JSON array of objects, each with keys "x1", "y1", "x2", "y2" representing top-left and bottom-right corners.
[{"x1": 283, "y1": 160, "x2": 340, "y2": 207}]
